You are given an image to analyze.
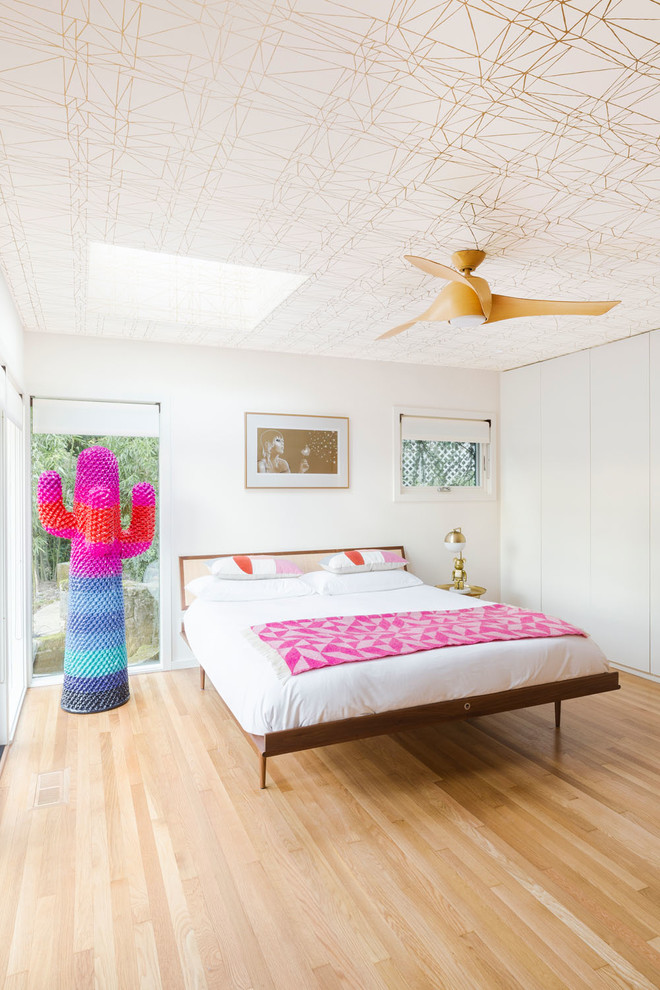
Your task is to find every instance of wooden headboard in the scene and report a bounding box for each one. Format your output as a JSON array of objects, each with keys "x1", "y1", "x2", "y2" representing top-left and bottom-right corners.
[{"x1": 179, "y1": 546, "x2": 406, "y2": 610}]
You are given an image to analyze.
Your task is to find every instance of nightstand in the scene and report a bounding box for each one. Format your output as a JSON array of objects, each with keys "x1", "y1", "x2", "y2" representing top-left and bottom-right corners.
[{"x1": 435, "y1": 584, "x2": 487, "y2": 599}]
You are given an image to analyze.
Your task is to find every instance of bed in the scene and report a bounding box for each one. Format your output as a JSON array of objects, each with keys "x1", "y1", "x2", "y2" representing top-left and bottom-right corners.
[{"x1": 180, "y1": 546, "x2": 619, "y2": 788}]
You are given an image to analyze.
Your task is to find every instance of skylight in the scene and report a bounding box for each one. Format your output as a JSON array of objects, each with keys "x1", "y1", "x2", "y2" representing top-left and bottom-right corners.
[{"x1": 87, "y1": 243, "x2": 308, "y2": 331}]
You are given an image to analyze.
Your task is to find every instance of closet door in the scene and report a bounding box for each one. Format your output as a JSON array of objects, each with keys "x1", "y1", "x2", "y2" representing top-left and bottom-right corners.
[
  {"x1": 540, "y1": 352, "x2": 590, "y2": 627},
  {"x1": 590, "y1": 335, "x2": 650, "y2": 672},
  {"x1": 650, "y1": 331, "x2": 660, "y2": 676},
  {"x1": 500, "y1": 364, "x2": 541, "y2": 609}
]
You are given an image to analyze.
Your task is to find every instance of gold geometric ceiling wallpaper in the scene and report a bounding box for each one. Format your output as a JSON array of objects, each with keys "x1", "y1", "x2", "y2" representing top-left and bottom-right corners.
[{"x1": 0, "y1": 0, "x2": 659, "y2": 370}]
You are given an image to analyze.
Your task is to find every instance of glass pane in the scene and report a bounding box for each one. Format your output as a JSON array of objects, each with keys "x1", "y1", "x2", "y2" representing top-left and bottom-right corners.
[
  {"x1": 32, "y1": 433, "x2": 159, "y2": 676},
  {"x1": 6, "y1": 419, "x2": 26, "y2": 734},
  {"x1": 401, "y1": 439, "x2": 480, "y2": 487}
]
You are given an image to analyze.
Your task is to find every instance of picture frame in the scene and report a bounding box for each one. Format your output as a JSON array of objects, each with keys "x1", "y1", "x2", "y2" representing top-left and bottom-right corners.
[{"x1": 245, "y1": 412, "x2": 349, "y2": 489}]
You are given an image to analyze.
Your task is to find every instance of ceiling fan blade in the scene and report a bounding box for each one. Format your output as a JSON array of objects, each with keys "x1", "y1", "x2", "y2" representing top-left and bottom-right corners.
[
  {"x1": 377, "y1": 290, "x2": 456, "y2": 340},
  {"x1": 405, "y1": 256, "x2": 488, "y2": 317},
  {"x1": 486, "y1": 295, "x2": 620, "y2": 324},
  {"x1": 464, "y1": 274, "x2": 491, "y2": 320},
  {"x1": 377, "y1": 319, "x2": 419, "y2": 340},
  {"x1": 405, "y1": 255, "x2": 469, "y2": 284}
]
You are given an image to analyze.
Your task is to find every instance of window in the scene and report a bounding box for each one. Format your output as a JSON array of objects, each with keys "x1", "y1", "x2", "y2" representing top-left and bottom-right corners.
[
  {"x1": 31, "y1": 399, "x2": 160, "y2": 678},
  {"x1": 394, "y1": 408, "x2": 494, "y2": 501}
]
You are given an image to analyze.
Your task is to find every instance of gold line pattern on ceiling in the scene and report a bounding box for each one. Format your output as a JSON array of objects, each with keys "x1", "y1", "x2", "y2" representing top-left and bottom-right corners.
[{"x1": 0, "y1": 0, "x2": 659, "y2": 370}]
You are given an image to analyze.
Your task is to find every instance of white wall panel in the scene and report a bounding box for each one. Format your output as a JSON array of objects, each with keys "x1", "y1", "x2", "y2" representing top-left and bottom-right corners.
[
  {"x1": 590, "y1": 335, "x2": 649, "y2": 671},
  {"x1": 0, "y1": 270, "x2": 24, "y2": 384},
  {"x1": 500, "y1": 364, "x2": 541, "y2": 609},
  {"x1": 650, "y1": 331, "x2": 660, "y2": 676},
  {"x1": 540, "y1": 351, "x2": 591, "y2": 626},
  {"x1": 502, "y1": 333, "x2": 655, "y2": 678}
]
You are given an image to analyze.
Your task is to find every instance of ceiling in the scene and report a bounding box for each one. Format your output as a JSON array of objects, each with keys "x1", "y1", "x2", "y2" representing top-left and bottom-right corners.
[{"x1": 1, "y1": 0, "x2": 659, "y2": 371}]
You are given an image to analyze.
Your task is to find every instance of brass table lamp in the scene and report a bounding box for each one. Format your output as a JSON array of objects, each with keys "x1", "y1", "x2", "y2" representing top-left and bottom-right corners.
[{"x1": 444, "y1": 527, "x2": 469, "y2": 591}]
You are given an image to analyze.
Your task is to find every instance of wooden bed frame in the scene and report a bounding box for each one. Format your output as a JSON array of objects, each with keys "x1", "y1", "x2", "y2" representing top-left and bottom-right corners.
[{"x1": 179, "y1": 547, "x2": 620, "y2": 788}]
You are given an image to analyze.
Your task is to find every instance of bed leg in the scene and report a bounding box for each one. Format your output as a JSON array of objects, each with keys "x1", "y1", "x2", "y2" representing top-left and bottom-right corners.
[
  {"x1": 199, "y1": 666, "x2": 205, "y2": 690},
  {"x1": 555, "y1": 700, "x2": 561, "y2": 728},
  {"x1": 259, "y1": 755, "x2": 267, "y2": 789}
]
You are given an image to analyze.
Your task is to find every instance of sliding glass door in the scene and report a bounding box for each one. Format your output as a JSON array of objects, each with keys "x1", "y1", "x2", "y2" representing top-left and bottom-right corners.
[
  {"x1": 6, "y1": 415, "x2": 26, "y2": 729},
  {"x1": 31, "y1": 400, "x2": 160, "y2": 678},
  {"x1": 0, "y1": 370, "x2": 27, "y2": 744}
]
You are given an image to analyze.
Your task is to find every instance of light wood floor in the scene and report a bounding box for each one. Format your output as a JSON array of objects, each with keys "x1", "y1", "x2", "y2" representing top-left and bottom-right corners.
[{"x1": 1, "y1": 670, "x2": 660, "y2": 989}]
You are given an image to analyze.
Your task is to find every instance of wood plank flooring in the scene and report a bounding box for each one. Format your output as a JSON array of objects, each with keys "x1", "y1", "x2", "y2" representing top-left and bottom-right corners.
[{"x1": 1, "y1": 669, "x2": 659, "y2": 989}]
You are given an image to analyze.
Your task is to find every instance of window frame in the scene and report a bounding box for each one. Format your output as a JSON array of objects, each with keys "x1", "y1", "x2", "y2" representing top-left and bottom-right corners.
[
  {"x1": 393, "y1": 406, "x2": 497, "y2": 502},
  {"x1": 29, "y1": 395, "x2": 172, "y2": 682},
  {"x1": 0, "y1": 373, "x2": 29, "y2": 743}
]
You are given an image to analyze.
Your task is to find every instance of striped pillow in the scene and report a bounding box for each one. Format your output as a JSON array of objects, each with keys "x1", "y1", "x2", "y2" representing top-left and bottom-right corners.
[
  {"x1": 209, "y1": 555, "x2": 303, "y2": 580},
  {"x1": 319, "y1": 549, "x2": 407, "y2": 574}
]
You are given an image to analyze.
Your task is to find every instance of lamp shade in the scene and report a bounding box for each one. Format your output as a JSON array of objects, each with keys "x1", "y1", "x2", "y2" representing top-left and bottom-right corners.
[{"x1": 444, "y1": 527, "x2": 467, "y2": 552}]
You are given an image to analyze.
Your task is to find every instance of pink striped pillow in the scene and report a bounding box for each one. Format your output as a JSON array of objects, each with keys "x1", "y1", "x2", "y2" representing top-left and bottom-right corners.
[
  {"x1": 209, "y1": 555, "x2": 303, "y2": 580},
  {"x1": 319, "y1": 549, "x2": 407, "y2": 574}
]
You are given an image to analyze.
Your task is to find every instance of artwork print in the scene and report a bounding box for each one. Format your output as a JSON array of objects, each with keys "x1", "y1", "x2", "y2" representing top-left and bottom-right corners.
[
  {"x1": 257, "y1": 427, "x2": 337, "y2": 475},
  {"x1": 245, "y1": 413, "x2": 349, "y2": 489}
]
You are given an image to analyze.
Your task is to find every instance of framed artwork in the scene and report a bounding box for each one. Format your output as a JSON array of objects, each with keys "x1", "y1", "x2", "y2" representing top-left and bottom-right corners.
[{"x1": 245, "y1": 412, "x2": 349, "y2": 489}]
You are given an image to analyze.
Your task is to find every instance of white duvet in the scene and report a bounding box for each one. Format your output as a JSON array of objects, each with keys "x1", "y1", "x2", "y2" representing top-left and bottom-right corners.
[{"x1": 183, "y1": 584, "x2": 610, "y2": 735}]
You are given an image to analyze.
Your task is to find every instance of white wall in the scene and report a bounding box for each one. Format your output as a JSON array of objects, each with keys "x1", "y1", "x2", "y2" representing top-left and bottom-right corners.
[
  {"x1": 0, "y1": 271, "x2": 24, "y2": 384},
  {"x1": 501, "y1": 332, "x2": 658, "y2": 677},
  {"x1": 25, "y1": 333, "x2": 501, "y2": 663}
]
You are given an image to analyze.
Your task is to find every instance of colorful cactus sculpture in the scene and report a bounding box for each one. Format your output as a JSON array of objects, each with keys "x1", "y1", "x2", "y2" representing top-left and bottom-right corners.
[{"x1": 37, "y1": 445, "x2": 156, "y2": 714}]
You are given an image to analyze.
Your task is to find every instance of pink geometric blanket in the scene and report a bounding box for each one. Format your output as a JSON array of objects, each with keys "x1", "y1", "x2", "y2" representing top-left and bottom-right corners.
[{"x1": 250, "y1": 605, "x2": 586, "y2": 676}]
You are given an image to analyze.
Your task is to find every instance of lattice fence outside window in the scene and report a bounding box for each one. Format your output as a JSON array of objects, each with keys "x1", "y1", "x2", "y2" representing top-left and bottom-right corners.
[{"x1": 401, "y1": 439, "x2": 478, "y2": 488}]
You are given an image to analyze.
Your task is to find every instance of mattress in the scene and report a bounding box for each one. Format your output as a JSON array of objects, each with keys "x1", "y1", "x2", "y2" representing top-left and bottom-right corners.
[{"x1": 183, "y1": 584, "x2": 610, "y2": 735}]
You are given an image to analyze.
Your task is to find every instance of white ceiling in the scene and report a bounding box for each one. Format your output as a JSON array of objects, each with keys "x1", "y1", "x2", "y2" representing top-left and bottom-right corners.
[{"x1": 1, "y1": 0, "x2": 659, "y2": 371}]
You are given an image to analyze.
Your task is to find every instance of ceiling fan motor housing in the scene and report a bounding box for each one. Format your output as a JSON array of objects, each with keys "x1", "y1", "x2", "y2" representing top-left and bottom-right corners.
[{"x1": 451, "y1": 249, "x2": 486, "y2": 273}]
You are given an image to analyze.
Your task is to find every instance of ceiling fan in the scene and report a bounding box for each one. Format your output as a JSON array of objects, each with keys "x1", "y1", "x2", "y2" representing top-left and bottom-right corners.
[{"x1": 378, "y1": 251, "x2": 620, "y2": 339}]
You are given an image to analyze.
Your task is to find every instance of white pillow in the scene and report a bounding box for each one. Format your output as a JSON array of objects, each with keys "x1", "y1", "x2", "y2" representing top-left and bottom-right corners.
[
  {"x1": 300, "y1": 569, "x2": 423, "y2": 596},
  {"x1": 319, "y1": 549, "x2": 407, "y2": 573},
  {"x1": 186, "y1": 575, "x2": 313, "y2": 602},
  {"x1": 208, "y1": 555, "x2": 303, "y2": 580}
]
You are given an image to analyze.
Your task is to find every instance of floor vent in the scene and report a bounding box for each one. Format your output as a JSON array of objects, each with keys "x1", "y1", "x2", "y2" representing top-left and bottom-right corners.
[{"x1": 32, "y1": 768, "x2": 70, "y2": 808}]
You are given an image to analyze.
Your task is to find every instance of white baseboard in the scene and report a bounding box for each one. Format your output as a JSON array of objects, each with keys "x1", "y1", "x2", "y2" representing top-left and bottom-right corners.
[
  {"x1": 171, "y1": 657, "x2": 197, "y2": 670},
  {"x1": 609, "y1": 661, "x2": 660, "y2": 684}
]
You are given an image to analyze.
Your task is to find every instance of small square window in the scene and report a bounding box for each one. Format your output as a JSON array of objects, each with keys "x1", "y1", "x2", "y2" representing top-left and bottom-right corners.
[{"x1": 394, "y1": 408, "x2": 495, "y2": 501}]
